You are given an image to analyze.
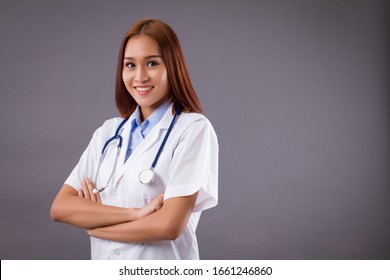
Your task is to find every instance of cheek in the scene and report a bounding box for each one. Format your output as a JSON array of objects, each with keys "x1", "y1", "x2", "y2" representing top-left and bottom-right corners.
[
  {"x1": 122, "y1": 71, "x2": 130, "y2": 82},
  {"x1": 122, "y1": 74, "x2": 134, "y2": 97},
  {"x1": 159, "y1": 70, "x2": 169, "y2": 88},
  {"x1": 122, "y1": 72, "x2": 133, "y2": 90}
]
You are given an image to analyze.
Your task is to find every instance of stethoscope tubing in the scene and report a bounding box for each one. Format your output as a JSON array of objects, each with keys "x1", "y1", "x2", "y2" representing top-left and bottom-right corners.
[
  {"x1": 150, "y1": 105, "x2": 182, "y2": 169},
  {"x1": 93, "y1": 105, "x2": 182, "y2": 192}
]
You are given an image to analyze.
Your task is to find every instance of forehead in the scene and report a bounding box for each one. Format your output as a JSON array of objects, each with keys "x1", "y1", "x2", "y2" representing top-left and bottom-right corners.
[{"x1": 124, "y1": 35, "x2": 161, "y2": 57}]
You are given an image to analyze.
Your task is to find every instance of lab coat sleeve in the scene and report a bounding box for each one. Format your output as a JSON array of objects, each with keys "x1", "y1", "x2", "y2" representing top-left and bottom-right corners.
[
  {"x1": 64, "y1": 126, "x2": 102, "y2": 190},
  {"x1": 164, "y1": 117, "x2": 219, "y2": 212}
]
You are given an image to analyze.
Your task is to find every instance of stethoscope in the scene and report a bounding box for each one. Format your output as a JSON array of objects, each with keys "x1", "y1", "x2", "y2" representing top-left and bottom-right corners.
[{"x1": 93, "y1": 105, "x2": 182, "y2": 193}]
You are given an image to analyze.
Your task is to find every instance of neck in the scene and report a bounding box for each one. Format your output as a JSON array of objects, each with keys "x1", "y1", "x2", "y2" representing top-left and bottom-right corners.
[{"x1": 139, "y1": 98, "x2": 171, "y2": 122}]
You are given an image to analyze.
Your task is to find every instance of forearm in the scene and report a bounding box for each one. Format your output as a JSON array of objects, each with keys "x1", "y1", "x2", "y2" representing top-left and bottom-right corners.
[
  {"x1": 88, "y1": 209, "x2": 173, "y2": 243},
  {"x1": 50, "y1": 185, "x2": 137, "y2": 229},
  {"x1": 88, "y1": 192, "x2": 198, "y2": 243}
]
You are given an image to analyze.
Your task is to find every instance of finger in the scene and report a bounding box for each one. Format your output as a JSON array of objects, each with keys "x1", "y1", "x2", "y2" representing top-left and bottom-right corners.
[
  {"x1": 77, "y1": 188, "x2": 84, "y2": 198},
  {"x1": 96, "y1": 192, "x2": 102, "y2": 204},
  {"x1": 85, "y1": 178, "x2": 97, "y2": 202},
  {"x1": 156, "y1": 197, "x2": 164, "y2": 210},
  {"x1": 87, "y1": 178, "x2": 101, "y2": 203},
  {"x1": 152, "y1": 194, "x2": 164, "y2": 211},
  {"x1": 81, "y1": 178, "x2": 91, "y2": 200},
  {"x1": 157, "y1": 193, "x2": 164, "y2": 203}
]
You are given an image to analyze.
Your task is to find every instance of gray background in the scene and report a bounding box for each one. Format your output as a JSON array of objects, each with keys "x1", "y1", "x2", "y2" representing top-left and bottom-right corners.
[{"x1": 0, "y1": 0, "x2": 389, "y2": 259}]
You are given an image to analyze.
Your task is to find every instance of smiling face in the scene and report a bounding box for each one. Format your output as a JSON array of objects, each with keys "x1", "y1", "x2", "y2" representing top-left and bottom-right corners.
[{"x1": 122, "y1": 35, "x2": 170, "y2": 121}]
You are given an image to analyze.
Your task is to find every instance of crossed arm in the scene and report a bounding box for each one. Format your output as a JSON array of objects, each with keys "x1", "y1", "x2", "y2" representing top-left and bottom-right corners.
[{"x1": 50, "y1": 178, "x2": 198, "y2": 243}]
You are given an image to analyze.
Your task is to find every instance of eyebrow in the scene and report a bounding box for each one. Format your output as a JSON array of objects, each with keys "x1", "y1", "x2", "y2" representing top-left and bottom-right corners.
[{"x1": 123, "y1": 55, "x2": 162, "y2": 60}]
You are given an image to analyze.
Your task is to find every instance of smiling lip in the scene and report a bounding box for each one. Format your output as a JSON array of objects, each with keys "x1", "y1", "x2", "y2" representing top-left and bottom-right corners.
[{"x1": 134, "y1": 86, "x2": 154, "y2": 96}]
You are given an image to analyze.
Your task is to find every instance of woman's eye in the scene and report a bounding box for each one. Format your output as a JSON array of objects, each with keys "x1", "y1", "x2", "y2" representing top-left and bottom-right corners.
[
  {"x1": 147, "y1": 61, "x2": 158, "y2": 67},
  {"x1": 125, "y1": 63, "x2": 135, "y2": 68}
]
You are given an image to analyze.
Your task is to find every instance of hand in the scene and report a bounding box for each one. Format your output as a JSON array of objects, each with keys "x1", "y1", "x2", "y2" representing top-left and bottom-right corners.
[
  {"x1": 136, "y1": 194, "x2": 164, "y2": 219},
  {"x1": 77, "y1": 177, "x2": 101, "y2": 204}
]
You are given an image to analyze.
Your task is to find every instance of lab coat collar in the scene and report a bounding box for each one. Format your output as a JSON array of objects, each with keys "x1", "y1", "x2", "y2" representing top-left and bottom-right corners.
[{"x1": 130, "y1": 101, "x2": 171, "y2": 131}]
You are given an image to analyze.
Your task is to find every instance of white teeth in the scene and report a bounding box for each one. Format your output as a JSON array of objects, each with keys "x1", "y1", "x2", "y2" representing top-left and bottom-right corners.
[{"x1": 136, "y1": 87, "x2": 153, "y2": 92}]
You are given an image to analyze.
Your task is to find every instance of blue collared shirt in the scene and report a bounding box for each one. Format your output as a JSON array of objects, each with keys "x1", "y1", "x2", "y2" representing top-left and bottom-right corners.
[{"x1": 125, "y1": 101, "x2": 171, "y2": 162}]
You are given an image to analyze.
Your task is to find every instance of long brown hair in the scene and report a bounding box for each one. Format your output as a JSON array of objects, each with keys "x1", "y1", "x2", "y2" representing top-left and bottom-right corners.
[{"x1": 115, "y1": 18, "x2": 203, "y2": 117}]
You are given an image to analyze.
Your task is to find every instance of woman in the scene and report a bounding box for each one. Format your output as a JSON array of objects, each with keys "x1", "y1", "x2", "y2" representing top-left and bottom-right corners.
[{"x1": 50, "y1": 18, "x2": 218, "y2": 260}]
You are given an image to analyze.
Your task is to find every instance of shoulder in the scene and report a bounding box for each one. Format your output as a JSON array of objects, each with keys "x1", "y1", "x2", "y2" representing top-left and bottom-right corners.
[
  {"x1": 176, "y1": 112, "x2": 215, "y2": 132},
  {"x1": 178, "y1": 112, "x2": 213, "y2": 128},
  {"x1": 101, "y1": 117, "x2": 125, "y2": 129},
  {"x1": 92, "y1": 117, "x2": 127, "y2": 138},
  {"x1": 175, "y1": 112, "x2": 218, "y2": 142}
]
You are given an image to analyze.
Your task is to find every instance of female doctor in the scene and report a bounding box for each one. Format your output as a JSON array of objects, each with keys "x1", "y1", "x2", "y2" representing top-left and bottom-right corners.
[{"x1": 50, "y1": 18, "x2": 218, "y2": 259}]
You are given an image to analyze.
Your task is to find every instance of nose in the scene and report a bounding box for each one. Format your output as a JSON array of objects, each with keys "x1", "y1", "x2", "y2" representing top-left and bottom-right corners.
[{"x1": 135, "y1": 66, "x2": 149, "y2": 83}]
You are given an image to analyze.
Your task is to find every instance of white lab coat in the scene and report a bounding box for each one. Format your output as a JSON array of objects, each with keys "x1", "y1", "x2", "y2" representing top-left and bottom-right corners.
[{"x1": 65, "y1": 104, "x2": 218, "y2": 259}]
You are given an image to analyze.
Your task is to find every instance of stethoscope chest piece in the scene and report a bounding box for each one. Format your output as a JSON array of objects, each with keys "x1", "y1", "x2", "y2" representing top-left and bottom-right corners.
[
  {"x1": 139, "y1": 168, "x2": 155, "y2": 184},
  {"x1": 95, "y1": 105, "x2": 182, "y2": 191}
]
